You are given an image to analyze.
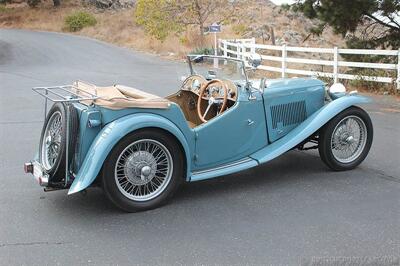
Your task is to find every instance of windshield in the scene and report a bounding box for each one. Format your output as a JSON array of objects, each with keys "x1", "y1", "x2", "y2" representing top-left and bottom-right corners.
[{"x1": 188, "y1": 55, "x2": 248, "y2": 82}]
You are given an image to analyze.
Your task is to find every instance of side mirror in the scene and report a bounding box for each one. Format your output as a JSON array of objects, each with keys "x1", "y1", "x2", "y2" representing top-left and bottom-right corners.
[{"x1": 248, "y1": 53, "x2": 262, "y2": 68}]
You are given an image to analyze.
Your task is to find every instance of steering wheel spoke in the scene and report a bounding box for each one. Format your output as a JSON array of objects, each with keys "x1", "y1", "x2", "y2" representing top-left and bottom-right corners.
[{"x1": 203, "y1": 103, "x2": 212, "y2": 120}]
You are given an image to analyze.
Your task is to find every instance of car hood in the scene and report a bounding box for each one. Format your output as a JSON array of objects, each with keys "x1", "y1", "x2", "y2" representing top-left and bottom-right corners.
[{"x1": 266, "y1": 78, "x2": 324, "y2": 91}]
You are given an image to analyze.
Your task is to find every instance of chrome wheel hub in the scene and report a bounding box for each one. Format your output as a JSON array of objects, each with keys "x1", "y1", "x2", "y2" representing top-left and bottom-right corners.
[
  {"x1": 114, "y1": 139, "x2": 173, "y2": 201},
  {"x1": 331, "y1": 115, "x2": 367, "y2": 164},
  {"x1": 124, "y1": 151, "x2": 157, "y2": 185},
  {"x1": 346, "y1": 135, "x2": 355, "y2": 143},
  {"x1": 141, "y1": 166, "x2": 152, "y2": 177}
]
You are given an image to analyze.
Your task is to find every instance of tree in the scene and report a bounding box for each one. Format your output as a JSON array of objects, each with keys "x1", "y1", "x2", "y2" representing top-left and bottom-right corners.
[
  {"x1": 134, "y1": 0, "x2": 238, "y2": 41},
  {"x1": 293, "y1": 0, "x2": 400, "y2": 49},
  {"x1": 166, "y1": 0, "x2": 235, "y2": 36},
  {"x1": 134, "y1": 0, "x2": 182, "y2": 41}
]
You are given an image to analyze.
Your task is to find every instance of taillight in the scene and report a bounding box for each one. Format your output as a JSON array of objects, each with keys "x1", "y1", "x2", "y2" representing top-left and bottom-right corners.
[{"x1": 24, "y1": 162, "x2": 33, "y2": 174}]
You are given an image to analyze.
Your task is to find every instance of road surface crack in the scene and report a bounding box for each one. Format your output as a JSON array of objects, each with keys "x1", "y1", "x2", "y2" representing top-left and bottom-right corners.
[
  {"x1": 365, "y1": 167, "x2": 400, "y2": 184},
  {"x1": 0, "y1": 241, "x2": 71, "y2": 248},
  {"x1": 0, "y1": 121, "x2": 43, "y2": 125}
]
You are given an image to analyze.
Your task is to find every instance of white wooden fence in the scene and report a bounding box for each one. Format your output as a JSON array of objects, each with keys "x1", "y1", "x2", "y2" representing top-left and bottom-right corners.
[{"x1": 219, "y1": 38, "x2": 400, "y2": 90}]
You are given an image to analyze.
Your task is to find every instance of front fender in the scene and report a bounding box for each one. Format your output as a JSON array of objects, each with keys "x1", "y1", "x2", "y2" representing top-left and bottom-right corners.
[
  {"x1": 251, "y1": 95, "x2": 372, "y2": 164},
  {"x1": 68, "y1": 113, "x2": 191, "y2": 195}
]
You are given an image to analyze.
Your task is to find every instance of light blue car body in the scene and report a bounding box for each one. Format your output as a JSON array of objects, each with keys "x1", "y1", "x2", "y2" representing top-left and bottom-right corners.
[{"x1": 67, "y1": 77, "x2": 371, "y2": 195}]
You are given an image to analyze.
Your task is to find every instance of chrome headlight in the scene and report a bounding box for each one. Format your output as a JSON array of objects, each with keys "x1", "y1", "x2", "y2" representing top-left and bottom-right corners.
[{"x1": 328, "y1": 83, "x2": 346, "y2": 99}]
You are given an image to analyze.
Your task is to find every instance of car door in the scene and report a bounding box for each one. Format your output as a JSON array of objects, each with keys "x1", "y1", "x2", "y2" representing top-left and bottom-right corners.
[{"x1": 193, "y1": 91, "x2": 268, "y2": 170}]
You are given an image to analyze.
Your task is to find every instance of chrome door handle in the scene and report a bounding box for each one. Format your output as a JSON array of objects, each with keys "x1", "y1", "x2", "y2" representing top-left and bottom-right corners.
[{"x1": 247, "y1": 119, "x2": 254, "y2": 126}]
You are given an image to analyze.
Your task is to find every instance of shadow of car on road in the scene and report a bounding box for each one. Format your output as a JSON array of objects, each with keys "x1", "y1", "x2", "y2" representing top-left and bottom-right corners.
[{"x1": 44, "y1": 150, "x2": 330, "y2": 216}]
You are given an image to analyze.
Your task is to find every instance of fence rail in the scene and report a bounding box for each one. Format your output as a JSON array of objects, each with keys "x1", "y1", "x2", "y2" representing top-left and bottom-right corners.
[{"x1": 219, "y1": 38, "x2": 400, "y2": 89}]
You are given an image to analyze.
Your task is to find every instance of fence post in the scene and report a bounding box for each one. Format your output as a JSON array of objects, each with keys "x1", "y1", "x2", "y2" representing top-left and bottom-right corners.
[
  {"x1": 223, "y1": 40, "x2": 227, "y2": 58},
  {"x1": 241, "y1": 42, "x2": 246, "y2": 60},
  {"x1": 236, "y1": 42, "x2": 240, "y2": 59},
  {"x1": 281, "y1": 44, "x2": 287, "y2": 78},
  {"x1": 397, "y1": 48, "x2": 400, "y2": 90},
  {"x1": 333, "y1": 46, "x2": 338, "y2": 83},
  {"x1": 251, "y1": 37, "x2": 256, "y2": 55}
]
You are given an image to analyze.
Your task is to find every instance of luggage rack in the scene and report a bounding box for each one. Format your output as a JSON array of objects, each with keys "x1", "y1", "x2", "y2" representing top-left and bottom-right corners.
[
  {"x1": 32, "y1": 83, "x2": 100, "y2": 189},
  {"x1": 33, "y1": 82, "x2": 99, "y2": 102}
]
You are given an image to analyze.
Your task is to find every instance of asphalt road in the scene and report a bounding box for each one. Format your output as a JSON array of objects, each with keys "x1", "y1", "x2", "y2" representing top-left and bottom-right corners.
[{"x1": 0, "y1": 29, "x2": 399, "y2": 265}]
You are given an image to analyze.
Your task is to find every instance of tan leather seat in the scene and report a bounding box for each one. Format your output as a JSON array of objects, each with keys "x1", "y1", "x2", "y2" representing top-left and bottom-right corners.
[
  {"x1": 187, "y1": 121, "x2": 197, "y2": 128},
  {"x1": 73, "y1": 80, "x2": 170, "y2": 110}
]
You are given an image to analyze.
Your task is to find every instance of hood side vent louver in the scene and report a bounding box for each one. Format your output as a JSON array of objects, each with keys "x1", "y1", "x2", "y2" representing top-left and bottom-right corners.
[{"x1": 271, "y1": 101, "x2": 307, "y2": 129}]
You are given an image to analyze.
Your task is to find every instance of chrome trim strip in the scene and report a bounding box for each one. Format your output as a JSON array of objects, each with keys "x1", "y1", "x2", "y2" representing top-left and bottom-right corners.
[{"x1": 192, "y1": 157, "x2": 253, "y2": 175}]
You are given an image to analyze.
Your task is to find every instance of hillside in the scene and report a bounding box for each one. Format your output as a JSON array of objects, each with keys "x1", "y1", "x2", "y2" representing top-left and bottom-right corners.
[{"x1": 0, "y1": 0, "x2": 346, "y2": 59}]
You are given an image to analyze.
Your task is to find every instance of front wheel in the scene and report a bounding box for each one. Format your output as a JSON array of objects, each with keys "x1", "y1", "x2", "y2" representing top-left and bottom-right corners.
[
  {"x1": 318, "y1": 106, "x2": 373, "y2": 171},
  {"x1": 102, "y1": 129, "x2": 184, "y2": 212}
]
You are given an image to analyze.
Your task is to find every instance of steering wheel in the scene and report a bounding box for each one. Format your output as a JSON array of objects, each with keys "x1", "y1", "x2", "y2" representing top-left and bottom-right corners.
[{"x1": 197, "y1": 79, "x2": 228, "y2": 123}]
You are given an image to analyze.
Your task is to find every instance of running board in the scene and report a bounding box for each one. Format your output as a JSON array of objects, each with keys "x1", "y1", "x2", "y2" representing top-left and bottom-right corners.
[{"x1": 190, "y1": 157, "x2": 258, "y2": 182}]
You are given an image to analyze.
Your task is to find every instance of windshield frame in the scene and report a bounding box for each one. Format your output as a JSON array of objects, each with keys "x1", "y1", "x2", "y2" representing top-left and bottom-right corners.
[{"x1": 186, "y1": 55, "x2": 250, "y2": 85}]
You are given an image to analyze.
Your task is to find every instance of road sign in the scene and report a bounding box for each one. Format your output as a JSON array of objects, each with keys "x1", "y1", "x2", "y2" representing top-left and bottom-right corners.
[
  {"x1": 209, "y1": 24, "x2": 221, "y2": 33},
  {"x1": 208, "y1": 23, "x2": 221, "y2": 68}
]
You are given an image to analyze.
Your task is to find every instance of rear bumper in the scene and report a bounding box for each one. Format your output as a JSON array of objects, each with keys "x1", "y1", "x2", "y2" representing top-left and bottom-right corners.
[{"x1": 24, "y1": 161, "x2": 49, "y2": 187}]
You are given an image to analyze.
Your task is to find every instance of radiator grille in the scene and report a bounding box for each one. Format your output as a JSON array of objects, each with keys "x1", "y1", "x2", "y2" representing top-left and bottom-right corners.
[{"x1": 270, "y1": 101, "x2": 307, "y2": 129}]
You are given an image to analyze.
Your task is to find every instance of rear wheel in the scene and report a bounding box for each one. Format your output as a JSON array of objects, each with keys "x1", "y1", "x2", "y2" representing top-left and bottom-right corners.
[
  {"x1": 102, "y1": 129, "x2": 184, "y2": 212},
  {"x1": 318, "y1": 106, "x2": 373, "y2": 171}
]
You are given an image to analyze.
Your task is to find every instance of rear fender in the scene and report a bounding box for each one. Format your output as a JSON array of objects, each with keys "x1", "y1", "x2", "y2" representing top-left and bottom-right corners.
[
  {"x1": 251, "y1": 95, "x2": 371, "y2": 164},
  {"x1": 68, "y1": 113, "x2": 191, "y2": 195}
]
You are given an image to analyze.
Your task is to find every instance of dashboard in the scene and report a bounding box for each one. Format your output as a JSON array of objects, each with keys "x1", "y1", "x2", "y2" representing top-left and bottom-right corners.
[{"x1": 181, "y1": 75, "x2": 238, "y2": 101}]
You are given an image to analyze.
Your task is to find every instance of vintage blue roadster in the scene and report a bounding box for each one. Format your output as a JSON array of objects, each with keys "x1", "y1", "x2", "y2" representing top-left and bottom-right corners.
[{"x1": 25, "y1": 55, "x2": 373, "y2": 212}]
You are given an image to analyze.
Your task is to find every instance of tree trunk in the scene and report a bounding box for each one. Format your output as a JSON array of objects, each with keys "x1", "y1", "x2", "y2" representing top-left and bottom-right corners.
[
  {"x1": 270, "y1": 27, "x2": 275, "y2": 45},
  {"x1": 53, "y1": 0, "x2": 60, "y2": 7},
  {"x1": 199, "y1": 22, "x2": 205, "y2": 46},
  {"x1": 199, "y1": 23, "x2": 204, "y2": 36}
]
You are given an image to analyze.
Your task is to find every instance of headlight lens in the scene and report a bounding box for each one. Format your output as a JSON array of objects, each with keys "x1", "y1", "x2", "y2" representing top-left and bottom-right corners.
[
  {"x1": 328, "y1": 83, "x2": 346, "y2": 99},
  {"x1": 329, "y1": 83, "x2": 346, "y2": 94}
]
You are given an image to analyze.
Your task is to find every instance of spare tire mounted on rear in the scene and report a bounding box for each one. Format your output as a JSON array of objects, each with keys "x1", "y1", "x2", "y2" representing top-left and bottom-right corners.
[{"x1": 39, "y1": 102, "x2": 78, "y2": 183}]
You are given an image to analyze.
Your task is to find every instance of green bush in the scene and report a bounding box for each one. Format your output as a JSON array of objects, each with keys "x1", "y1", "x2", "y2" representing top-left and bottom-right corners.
[
  {"x1": 190, "y1": 47, "x2": 215, "y2": 55},
  {"x1": 134, "y1": 0, "x2": 182, "y2": 42},
  {"x1": 64, "y1": 11, "x2": 97, "y2": 32},
  {"x1": 280, "y1": 4, "x2": 291, "y2": 11},
  {"x1": 347, "y1": 69, "x2": 397, "y2": 93},
  {"x1": 232, "y1": 23, "x2": 250, "y2": 36}
]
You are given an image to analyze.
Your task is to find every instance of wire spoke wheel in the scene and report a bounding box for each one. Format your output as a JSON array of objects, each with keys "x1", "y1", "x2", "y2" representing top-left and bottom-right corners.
[
  {"x1": 114, "y1": 139, "x2": 173, "y2": 202},
  {"x1": 330, "y1": 115, "x2": 368, "y2": 164},
  {"x1": 41, "y1": 111, "x2": 63, "y2": 170}
]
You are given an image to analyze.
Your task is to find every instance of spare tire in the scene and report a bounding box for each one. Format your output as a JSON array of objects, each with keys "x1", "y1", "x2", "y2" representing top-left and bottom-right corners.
[{"x1": 39, "y1": 102, "x2": 78, "y2": 183}]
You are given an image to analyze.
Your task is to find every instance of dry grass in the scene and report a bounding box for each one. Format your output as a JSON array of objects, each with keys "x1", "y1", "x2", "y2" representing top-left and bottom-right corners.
[
  {"x1": 2, "y1": 1, "x2": 396, "y2": 94},
  {"x1": 0, "y1": 0, "x2": 347, "y2": 60},
  {"x1": 0, "y1": 0, "x2": 226, "y2": 59}
]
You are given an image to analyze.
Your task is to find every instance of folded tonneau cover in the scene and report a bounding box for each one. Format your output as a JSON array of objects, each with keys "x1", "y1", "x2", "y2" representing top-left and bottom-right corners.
[{"x1": 73, "y1": 80, "x2": 170, "y2": 110}]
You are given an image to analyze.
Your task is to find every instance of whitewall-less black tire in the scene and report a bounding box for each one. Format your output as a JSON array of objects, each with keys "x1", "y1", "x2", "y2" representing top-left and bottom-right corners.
[
  {"x1": 318, "y1": 106, "x2": 373, "y2": 171},
  {"x1": 102, "y1": 128, "x2": 185, "y2": 212},
  {"x1": 39, "y1": 102, "x2": 78, "y2": 182}
]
